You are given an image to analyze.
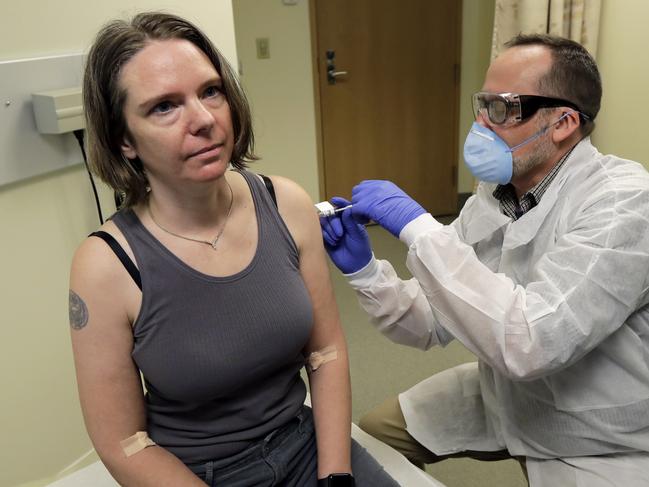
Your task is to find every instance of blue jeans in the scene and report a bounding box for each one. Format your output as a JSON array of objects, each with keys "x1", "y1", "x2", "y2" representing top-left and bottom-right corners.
[{"x1": 187, "y1": 406, "x2": 399, "y2": 486}]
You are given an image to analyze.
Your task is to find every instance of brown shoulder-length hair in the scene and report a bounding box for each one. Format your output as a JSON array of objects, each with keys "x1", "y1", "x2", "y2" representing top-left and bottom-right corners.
[{"x1": 83, "y1": 11, "x2": 257, "y2": 208}]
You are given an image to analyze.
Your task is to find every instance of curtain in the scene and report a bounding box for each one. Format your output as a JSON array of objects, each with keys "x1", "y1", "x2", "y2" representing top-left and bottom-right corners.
[{"x1": 491, "y1": 0, "x2": 602, "y2": 59}]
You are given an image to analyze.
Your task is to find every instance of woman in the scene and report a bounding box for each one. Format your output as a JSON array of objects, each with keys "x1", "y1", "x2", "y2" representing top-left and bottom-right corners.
[{"x1": 69, "y1": 11, "x2": 397, "y2": 487}]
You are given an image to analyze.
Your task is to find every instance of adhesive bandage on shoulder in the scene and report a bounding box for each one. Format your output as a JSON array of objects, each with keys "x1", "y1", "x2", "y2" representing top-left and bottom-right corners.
[
  {"x1": 306, "y1": 345, "x2": 338, "y2": 372},
  {"x1": 120, "y1": 431, "x2": 156, "y2": 457}
]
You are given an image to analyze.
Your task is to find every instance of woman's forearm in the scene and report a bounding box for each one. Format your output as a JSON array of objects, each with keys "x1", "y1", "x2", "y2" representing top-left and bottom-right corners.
[
  {"x1": 308, "y1": 346, "x2": 353, "y2": 478},
  {"x1": 100, "y1": 445, "x2": 206, "y2": 487}
]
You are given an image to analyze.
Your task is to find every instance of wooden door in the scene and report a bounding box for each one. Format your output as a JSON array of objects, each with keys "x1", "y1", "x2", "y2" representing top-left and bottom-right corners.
[{"x1": 311, "y1": 0, "x2": 461, "y2": 215}]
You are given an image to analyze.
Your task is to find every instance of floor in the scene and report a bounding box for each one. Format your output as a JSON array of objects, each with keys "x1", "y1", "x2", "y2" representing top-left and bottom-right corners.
[{"x1": 329, "y1": 224, "x2": 528, "y2": 487}]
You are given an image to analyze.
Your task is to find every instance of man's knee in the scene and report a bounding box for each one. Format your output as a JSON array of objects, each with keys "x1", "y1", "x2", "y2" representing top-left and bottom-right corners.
[
  {"x1": 359, "y1": 396, "x2": 435, "y2": 468},
  {"x1": 358, "y1": 405, "x2": 384, "y2": 438},
  {"x1": 358, "y1": 410, "x2": 379, "y2": 437},
  {"x1": 358, "y1": 395, "x2": 405, "y2": 443}
]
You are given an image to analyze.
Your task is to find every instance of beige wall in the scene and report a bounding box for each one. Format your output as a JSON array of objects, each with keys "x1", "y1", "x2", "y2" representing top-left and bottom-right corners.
[
  {"x1": 592, "y1": 0, "x2": 649, "y2": 167},
  {"x1": 232, "y1": 0, "x2": 320, "y2": 200},
  {"x1": 0, "y1": 2, "x2": 237, "y2": 486}
]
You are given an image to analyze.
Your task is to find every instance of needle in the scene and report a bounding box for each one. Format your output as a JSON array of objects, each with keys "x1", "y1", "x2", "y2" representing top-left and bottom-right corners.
[{"x1": 331, "y1": 204, "x2": 353, "y2": 214}]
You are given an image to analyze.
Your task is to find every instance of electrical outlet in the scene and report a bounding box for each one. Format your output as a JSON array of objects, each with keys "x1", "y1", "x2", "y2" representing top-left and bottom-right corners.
[{"x1": 256, "y1": 38, "x2": 270, "y2": 59}]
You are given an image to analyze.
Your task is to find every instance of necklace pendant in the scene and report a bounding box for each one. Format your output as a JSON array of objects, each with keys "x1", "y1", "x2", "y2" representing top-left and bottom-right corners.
[{"x1": 148, "y1": 177, "x2": 233, "y2": 251}]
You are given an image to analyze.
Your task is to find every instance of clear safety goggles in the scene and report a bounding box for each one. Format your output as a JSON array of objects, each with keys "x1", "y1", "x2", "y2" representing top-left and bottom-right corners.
[{"x1": 472, "y1": 92, "x2": 588, "y2": 126}]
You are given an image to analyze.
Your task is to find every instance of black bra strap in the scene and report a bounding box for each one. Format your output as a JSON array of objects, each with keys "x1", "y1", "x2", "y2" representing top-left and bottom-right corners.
[
  {"x1": 260, "y1": 174, "x2": 278, "y2": 208},
  {"x1": 89, "y1": 231, "x2": 142, "y2": 290}
]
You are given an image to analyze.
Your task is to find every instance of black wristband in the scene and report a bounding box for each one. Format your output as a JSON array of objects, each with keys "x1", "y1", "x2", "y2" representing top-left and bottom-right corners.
[{"x1": 317, "y1": 473, "x2": 355, "y2": 487}]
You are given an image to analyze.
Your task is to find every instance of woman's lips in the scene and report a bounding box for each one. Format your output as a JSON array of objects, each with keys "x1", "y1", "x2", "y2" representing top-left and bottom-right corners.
[{"x1": 188, "y1": 143, "x2": 223, "y2": 160}]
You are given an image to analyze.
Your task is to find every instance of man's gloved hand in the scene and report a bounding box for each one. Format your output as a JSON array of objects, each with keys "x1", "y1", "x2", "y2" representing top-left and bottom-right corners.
[
  {"x1": 351, "y1": 180, "x2": 426, "y2": 238},
  {"x1": 320, "y1": 197, "x2": 372, "y2": 274}
]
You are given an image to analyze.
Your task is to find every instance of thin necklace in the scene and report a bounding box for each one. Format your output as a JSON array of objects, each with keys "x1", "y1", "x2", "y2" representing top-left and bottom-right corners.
[{"x1": 148, "y1": 179, "x2": 234, "y2": 250}]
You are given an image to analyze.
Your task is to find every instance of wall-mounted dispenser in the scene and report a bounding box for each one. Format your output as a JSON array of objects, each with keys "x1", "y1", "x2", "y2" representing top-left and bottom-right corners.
[
  {"x1": 0, "y1": 53, "x2": 84, "y2": 187},
  {"x1": 31, "y1": 87, "x2": 84, "y2": 134}
]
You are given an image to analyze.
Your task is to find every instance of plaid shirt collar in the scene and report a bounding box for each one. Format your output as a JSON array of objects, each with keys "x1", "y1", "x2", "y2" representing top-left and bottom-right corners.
[{"x1": 493, "y1": 146, "x2": 576, "y2": 220}]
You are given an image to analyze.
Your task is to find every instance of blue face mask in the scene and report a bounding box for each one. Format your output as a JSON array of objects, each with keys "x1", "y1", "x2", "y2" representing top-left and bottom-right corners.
[{"x1": 463, "y1": 113, "x2": 568, "y2": 184}]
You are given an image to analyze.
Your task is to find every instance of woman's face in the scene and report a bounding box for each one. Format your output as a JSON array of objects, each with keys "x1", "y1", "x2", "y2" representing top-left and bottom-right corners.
[{"x1": 119, "y1": 38, "x2": 234, "y2": 189}]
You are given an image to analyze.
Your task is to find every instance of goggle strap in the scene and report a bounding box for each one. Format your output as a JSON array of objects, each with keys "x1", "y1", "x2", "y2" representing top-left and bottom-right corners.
[
  {"x1": 507, "y1": 129, "x2": 545, "y2": 153},
  {"x1": 507, "y1": 112, "x2": 569, "y2": 153}
]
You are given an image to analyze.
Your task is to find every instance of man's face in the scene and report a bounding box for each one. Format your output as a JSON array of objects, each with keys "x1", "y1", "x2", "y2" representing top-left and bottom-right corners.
[
  {"x1": 511, "y1": 112, "x2": 556, "y2": 179},
  {"x1": 478, "y1": 45, "x2": 560, "y2": 182}
]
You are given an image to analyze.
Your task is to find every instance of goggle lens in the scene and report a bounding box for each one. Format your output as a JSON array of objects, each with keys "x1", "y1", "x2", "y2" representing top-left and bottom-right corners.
[
  {"x1": 472, "y1": 93, "x2": 510, "y2": 125},
  {"x1": 487, "y1": 99, "x2": 507, "y2": 124}
]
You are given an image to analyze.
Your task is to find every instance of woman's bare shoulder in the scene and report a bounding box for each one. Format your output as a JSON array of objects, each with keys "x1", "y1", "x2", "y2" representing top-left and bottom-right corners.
[
  {"x1": 72, "y1": 220, "x2": 130, "y2": 279},
  {"x1": 70, "y1": 218, "x2": 140, "y2": 321},
  {"x1": 262, "y1": 174, "x2": 314, "y2": 214},
  {"x1": 261, "y1": 175, "x2": 322, "y2": 253}
]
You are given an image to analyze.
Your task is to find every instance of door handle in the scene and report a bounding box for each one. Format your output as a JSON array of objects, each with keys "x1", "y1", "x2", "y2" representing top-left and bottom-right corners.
[
  {"x1": 327, "y1": 70, "x2": 348, "y2": 84},
  {"x1": 325, "y1": 49, "x2": 348, "y2": 84}
]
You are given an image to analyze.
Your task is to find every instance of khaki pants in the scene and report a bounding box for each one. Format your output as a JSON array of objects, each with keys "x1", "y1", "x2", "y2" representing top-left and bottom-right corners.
[{"x1": 359, "y1": 395, "x2": 527, "y2": 479}]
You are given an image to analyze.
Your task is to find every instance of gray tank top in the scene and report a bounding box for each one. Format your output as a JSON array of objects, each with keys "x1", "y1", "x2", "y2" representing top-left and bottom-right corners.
[{"x1": 111, "y1": 170, "x2": 313, "y2": 464}]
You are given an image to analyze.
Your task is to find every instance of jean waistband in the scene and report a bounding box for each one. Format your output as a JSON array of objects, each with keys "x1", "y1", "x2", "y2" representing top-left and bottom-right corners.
[{"x1": 187, "y1": 406, "x2": 312, "y2": 477}]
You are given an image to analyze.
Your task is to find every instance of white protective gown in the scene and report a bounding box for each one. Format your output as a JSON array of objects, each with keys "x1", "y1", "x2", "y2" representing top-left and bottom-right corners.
[{"x1": 347, "y1": 139, "x2": 649, "y2": 485}]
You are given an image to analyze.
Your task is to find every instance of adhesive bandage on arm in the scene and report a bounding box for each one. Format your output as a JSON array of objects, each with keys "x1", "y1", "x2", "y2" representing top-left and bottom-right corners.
[
  {"x1": 306, "y1": 345, "x2": 338, "y2": 372},
  {"x1": 120, "y1": 431, "x2": 156, "y2": 457}
]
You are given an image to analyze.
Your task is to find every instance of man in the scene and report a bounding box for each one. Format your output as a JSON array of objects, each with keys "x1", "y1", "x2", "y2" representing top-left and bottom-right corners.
[{"x1": 321, "y1": 34, "x2": 649, "y2": 486}]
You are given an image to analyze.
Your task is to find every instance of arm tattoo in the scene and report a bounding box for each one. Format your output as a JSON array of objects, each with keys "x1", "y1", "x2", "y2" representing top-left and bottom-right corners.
[{"x1": 69, "y1": 290, "x2": 89, "y2": 330}]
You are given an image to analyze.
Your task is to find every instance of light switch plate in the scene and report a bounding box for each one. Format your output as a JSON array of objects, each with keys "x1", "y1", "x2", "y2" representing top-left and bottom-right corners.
[{"x1": 256, "y1": 38, "x2": 270, "y2": 59}]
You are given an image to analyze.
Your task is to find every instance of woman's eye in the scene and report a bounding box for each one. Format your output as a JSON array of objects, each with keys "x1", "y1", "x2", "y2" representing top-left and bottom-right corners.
[
  {"x1": 204, "y1": 85, "x2": 223, "y2": 98},
  {"x1": 151, "y1": 101, "x2": 175, "y2": 114}
]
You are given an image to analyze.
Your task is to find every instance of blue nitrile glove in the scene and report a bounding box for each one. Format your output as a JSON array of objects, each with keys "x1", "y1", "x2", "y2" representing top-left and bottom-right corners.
[
  {"x1": 320, "y1": 197, "x2": 372, "y2": 274},
  {"x1": 351, "y1": 180, "x2": 426, "y2": 238}
]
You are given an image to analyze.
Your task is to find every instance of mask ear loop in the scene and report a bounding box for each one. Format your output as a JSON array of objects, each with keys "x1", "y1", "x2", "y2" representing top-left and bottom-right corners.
[{"x1": 507, "y1": 112, "x2": 570, "y2": 153}]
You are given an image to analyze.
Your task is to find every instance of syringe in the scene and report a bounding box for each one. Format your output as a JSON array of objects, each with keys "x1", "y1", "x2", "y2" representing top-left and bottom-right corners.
[{"x1": 315, "y1": 201, "x2": 353, "y2": 217}]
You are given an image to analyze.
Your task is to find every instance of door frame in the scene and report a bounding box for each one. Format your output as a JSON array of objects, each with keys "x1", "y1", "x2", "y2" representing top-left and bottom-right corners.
[{"x1": 308, "y1": 0, "x2": 326, "y2": 199}]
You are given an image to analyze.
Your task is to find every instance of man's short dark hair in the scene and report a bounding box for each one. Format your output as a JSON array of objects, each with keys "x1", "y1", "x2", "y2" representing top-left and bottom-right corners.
[{"x1": 505, "y1": 33, "x2": 602, "y2": 137}]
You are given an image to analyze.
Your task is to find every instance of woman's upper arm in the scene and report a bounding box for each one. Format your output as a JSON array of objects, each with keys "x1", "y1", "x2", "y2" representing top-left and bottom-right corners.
[
  {"x1": 270, "y1": 176, "x2": 346, "y2": 350},
  {"x1": 69, "y1": 237, "x2": 146, "y2": 465}
]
